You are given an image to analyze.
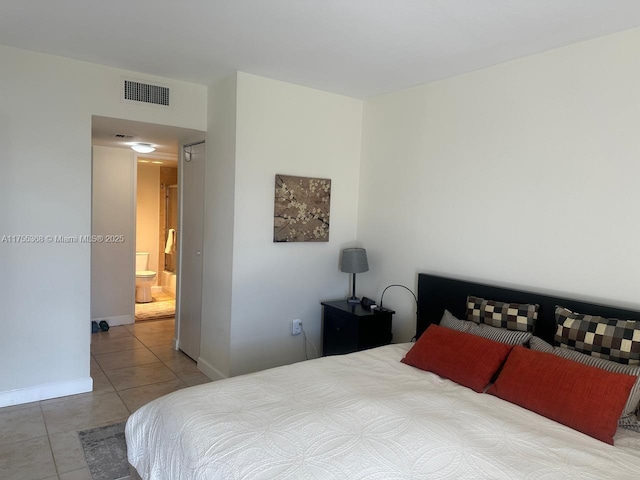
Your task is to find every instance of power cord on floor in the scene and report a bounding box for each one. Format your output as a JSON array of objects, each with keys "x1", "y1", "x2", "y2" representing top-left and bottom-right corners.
[{"x1": 300, "y1": 322, "x2": 318, "y2": 360}]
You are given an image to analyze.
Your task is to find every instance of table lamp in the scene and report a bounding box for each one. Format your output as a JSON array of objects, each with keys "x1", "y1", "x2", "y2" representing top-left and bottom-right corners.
[{"x1": 341, "y1": 248, "x2": 369, "y2": 304}]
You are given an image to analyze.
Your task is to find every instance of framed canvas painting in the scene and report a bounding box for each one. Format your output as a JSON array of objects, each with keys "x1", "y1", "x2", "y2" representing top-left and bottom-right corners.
[{"x1": 273, "y1": 174, "x2": 331, "y2": 242}]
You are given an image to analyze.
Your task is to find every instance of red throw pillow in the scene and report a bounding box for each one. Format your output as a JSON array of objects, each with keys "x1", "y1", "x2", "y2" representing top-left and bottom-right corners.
[
  {"x1": 487, "y1": 346, "x2": 636, "y2": 444},
  {"x1": 401, "y1": 324, "x2": 513, "y2": 392}
]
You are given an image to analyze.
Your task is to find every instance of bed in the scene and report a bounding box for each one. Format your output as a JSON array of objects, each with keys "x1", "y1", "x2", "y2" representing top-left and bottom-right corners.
[{"x1": 126, "y1": 273, "x2": 640, "y2": 479}]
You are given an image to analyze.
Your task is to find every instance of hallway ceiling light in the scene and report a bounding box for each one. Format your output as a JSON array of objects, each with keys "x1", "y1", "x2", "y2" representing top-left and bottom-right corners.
[{"x1": 131, "y1": 143, "x2": 155, "y2": 153}]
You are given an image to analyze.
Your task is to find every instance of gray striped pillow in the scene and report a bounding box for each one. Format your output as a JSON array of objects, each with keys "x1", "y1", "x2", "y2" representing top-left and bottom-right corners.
[
  {"x1": 440, "y1": 310, "x2": 532, "y2": 345},
  {"x1": 530, "y1": 336, "x2": 640, "y2": 430}
]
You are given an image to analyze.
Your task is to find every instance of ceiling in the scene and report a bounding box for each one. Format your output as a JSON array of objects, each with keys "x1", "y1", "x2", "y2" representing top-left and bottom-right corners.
[
  {"x1": 91, "y1": 116, "x2": 205, "y2": 155},
  {"x1": 7, "y1": 0, "x2": 640, "y2": 154},
  {"x1": 2, "y1": 1, "x2": 640, "y2": 99}
]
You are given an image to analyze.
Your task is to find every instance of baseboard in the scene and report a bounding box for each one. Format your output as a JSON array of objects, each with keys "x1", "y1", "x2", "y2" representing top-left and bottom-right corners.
[
  {"x1": 0, "y1": 377, "x2": 93, "y2": 408},
  {"x1": 91, "y1": 314, "x2": 133, "y2": 327},
  {"x1": 151, "y1": 286, "x2": 162, "y2": 293},
  {"x1": 196, "y1": 357, "x2": 228, "y2": 381}
]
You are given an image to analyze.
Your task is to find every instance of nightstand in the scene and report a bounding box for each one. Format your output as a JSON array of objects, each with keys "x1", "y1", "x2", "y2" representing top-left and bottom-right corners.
[{"x1": 321, "y1": 300, "x2": 394, "y2": 356}]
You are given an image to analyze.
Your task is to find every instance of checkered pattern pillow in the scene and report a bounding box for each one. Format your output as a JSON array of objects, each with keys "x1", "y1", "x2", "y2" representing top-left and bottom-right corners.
[
  {"x1": 466, "y1": 296, "x2": 538, "y2": 332},
  {"x1": 555, "y1": 306, "x2": 640, "y2": 365}
]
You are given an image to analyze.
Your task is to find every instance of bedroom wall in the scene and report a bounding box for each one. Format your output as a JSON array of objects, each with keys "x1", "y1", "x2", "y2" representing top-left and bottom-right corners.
[
  {"x1": 200, "y1": 74, "x2": 238, "y2": 380},
  {"x1": 229, "y1": 73, "x2": 363, "y2": 376},
  {"x1": 0, "y1": 44, "x2": 206, "y2": 406},
  {"x1": 357, "y1": 27, "x2": 640, "y2": 343},
  {"x1": 199, "y1": 72, "x2": 363, "y2": 378}
]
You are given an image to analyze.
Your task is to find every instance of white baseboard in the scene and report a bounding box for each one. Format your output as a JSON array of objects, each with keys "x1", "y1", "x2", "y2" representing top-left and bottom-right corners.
[
  {"x1": 91, "y1": 314, "x2": 133, "y2": 327},
  {"x1": 196, "y1": 357, "x2": 227, "y2": 381},
  {"x1": 0, "y1": 377, "x2": 93, "y2": 408}
]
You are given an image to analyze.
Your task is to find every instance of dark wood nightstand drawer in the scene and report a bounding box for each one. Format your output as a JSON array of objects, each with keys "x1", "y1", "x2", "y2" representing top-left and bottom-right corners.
[{"x1": 321, "y1": 300, "x2": 394, "y2": 356}]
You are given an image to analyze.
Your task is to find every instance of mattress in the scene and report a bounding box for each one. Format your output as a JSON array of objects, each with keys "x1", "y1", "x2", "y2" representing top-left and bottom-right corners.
[{"x1": 126, "y1": 343, "x2": 640, "y2": 479}]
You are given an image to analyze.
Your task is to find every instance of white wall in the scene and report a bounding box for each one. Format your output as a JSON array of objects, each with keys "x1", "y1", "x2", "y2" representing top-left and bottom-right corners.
[
  {"x1": 200, "y1": 72, "x2": 363, "y2": 378},
  {"x1": 136, "y1": 163, "x2": 160, "y2": 281},
  {"x1": 199, "y1": 74, "x2": 238, "y2": 380},
  {"x1": 229, "y1": 72, "x2": 363, "y2": 375},
  {"x1": 91, "y1": 146, "x2": 135, "y2": 325},
  {"x1": 0, "y1": 44, "x2": 206, "y2": 406},
  {"x1": 358, "y1": 28, "x2": 640, "y2": 343}
]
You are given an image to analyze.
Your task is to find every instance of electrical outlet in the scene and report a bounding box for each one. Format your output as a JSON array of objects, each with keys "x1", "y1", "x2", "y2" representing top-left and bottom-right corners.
[{"x1": 291, "y1": 319, "x2": 302, "y2": 335}]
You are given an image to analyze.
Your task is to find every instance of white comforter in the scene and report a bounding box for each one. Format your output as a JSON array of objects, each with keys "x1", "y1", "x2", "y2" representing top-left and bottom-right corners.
[{"x1": 126, "y1": 343, "x2": 640, "y2": 479}]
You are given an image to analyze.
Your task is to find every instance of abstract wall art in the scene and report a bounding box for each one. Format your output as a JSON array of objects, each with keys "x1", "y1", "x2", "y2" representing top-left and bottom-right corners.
[{"x1": 273, "y1": 174, "x2": 331, "y2": 242}]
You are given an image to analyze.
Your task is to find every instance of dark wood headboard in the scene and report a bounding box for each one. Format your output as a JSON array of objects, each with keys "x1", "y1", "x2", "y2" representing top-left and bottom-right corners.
[{"x1": 417, "y1": 273, "x2": 640, "y2": 344}]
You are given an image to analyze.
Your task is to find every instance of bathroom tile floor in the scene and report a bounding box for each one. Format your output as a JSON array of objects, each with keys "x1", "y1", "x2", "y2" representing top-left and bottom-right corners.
[{"x1": 0, "y1": 318, "x2": 211, "y2": 480}]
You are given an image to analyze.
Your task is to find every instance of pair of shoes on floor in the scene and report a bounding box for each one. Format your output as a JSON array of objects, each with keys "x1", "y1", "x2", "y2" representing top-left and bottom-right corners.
[{"x1": 91, "y1": 320, "x2": 110, "y2": 333}]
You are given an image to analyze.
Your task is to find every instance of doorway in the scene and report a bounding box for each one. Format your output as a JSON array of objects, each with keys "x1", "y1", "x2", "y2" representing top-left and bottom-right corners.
[
  {"x1": 134, "y1": 155, "x2": 178, "y2": 322},
  {"x1": 90, "y1": 115, "x2": 205, "y2": 358}
]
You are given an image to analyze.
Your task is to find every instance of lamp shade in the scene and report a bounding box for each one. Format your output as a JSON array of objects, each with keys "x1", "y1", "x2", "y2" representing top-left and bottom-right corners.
[{"x1": 341, "y1": 248, "x2": 369, "y2": 274}]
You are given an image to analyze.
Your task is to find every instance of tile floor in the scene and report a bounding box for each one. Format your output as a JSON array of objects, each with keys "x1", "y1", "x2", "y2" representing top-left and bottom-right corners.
[{"x1": 0, "y1": 318, "x2": 211, "y2": 480}]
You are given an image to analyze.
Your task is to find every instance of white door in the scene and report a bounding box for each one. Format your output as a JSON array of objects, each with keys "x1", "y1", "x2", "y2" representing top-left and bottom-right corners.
[{"x1": 177, "y1": 141, "x2": 205, "y2": 360}]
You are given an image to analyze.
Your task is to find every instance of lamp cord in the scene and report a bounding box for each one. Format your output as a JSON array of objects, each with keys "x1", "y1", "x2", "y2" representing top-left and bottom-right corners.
[
  {"x1": 380, "y1": 284, "x2": 419, "y2": 342},
  {"x1": 301, "y1": 322, "x2": 318, "y2": 360}
]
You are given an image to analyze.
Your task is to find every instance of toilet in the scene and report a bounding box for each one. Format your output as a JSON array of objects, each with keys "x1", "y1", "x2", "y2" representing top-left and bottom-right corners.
[{"x1": 135, "y1": 252, "x2": 157, "y2": 303}]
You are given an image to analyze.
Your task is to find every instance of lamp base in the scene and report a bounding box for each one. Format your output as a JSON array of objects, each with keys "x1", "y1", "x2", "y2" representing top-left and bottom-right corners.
[{"x1": 347, "y1": 297, "x2": 360, "y2": 305}]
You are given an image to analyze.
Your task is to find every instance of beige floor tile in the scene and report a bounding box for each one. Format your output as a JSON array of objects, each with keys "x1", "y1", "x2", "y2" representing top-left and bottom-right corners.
[
  {"x1": 90, "y1": 369, "x2": 115, "y2": 395},
  {"x1": 104, "y1": 362, "x2": 179, "y2": 391},
  {"x1": 125, "y1": 328, "x2": 171, "y2": 340},
  {"x1": 89, "y1": 357, "x2": 101, "y2": 374},
  {"x1": 119, "y1": 379, "x2": 187, "y2": 413},
  {"x1": 135, "y1": 331, "x2": 176, "y2": 348},
  {"x1": 127, "y1": 321, "x2": 175, "y2": 336},
  {"x1": 41, "y1": 392, "x2": 129, "y2": 435},
  {"x1": 162, "y1": 355, "x2": 201, "y2": 377},
  {"x1": 92, "y1": 325, "x2": 132, "y2": 339},
  {"x1": 0, "y1": 436, "x2": 57, "y2": 480},
  {"x1": 181, "y1": 372, "x2": 213, "y2": 386},
  {"x1": 90, "y1": 336, "x2": 146, "y2": 355},
  {"x1": 0, "y1": 405, "x2": 47, "y2": 446},
  {"x1": 48, "y1": 430, "x2": 87, "y2": 474},
  {"x1": 147, "y1": 344, "x2": 185, "y2": 362},
  {"x1": 59, "y1": 467, "x2": 92, "y2": 480},
  {"x1": 0, "y1": 401, "x2": 41, "y2": 414},
  {"x1": 93, "y1": 347, "x2": 159, "y2": 371},
  {"x1": 123, "y1": 323, "x2": 136, "y2": 334}
]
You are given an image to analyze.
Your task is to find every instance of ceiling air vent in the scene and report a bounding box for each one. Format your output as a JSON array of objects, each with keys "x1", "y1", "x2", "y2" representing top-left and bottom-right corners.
[{"x1": 122, "y1": 78, "x2": 170, "y2": 107}]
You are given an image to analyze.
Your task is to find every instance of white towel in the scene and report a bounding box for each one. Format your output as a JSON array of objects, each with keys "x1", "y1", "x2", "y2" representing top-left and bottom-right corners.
[{"x1": 164, "y1": 228, "x2": 176, "y2": 254}]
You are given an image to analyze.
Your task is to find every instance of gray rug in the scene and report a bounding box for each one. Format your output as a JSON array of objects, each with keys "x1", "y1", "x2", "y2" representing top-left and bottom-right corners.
[{"x1": 79, "y1": 422, "x2": 130, "y2": 480}]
